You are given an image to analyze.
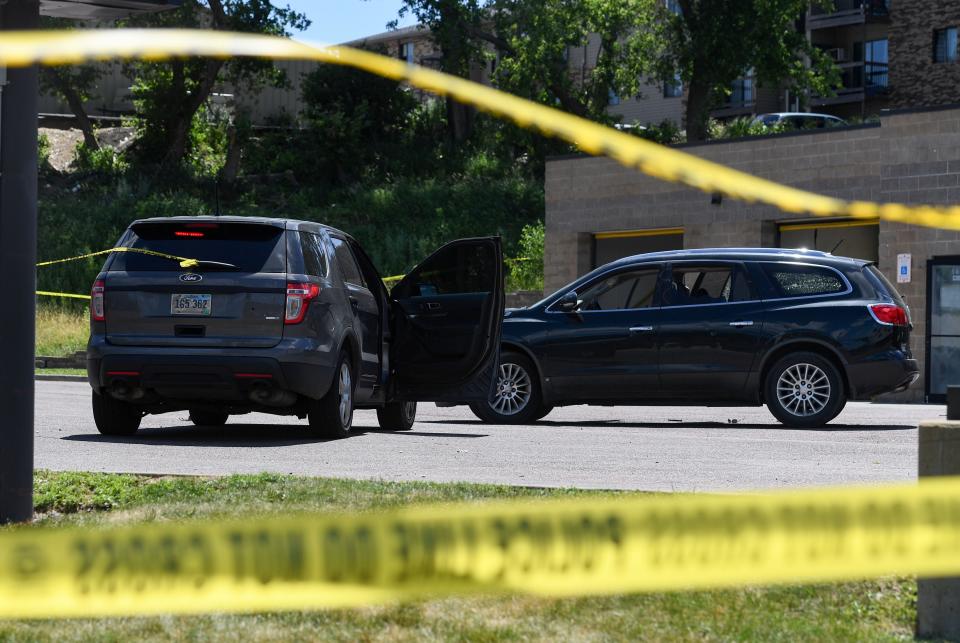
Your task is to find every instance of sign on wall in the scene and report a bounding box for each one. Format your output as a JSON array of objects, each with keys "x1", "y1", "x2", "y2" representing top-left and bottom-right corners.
[{"x1": 897, "y1": 253, "x2": 911, "y2": 283}]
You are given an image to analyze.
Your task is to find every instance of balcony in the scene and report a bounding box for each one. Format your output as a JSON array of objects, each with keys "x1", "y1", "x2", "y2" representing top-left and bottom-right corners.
[
  {"x1": 809, "y1": 0, "x2": 890, "y2": 30},
  {"x1": 811, "y1": 61, "x2": 888, "y2": 106}
]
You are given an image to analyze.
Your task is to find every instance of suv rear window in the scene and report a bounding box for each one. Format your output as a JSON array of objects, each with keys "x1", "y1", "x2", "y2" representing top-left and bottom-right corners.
[
  {"x1": 865, "y1": 265, "x2": 906, "y2": 306},
  {"x1": 761, "y1": 263, "x2": 847, "y2": 297},
  {"x1": 110, "y1": 222, "x2": 286, "y2": 273}
]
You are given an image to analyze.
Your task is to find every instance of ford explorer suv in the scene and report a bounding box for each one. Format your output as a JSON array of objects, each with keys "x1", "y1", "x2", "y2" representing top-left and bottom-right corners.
[
  {"x1": 87, "y1": 217, "x2": 503, "y2": 438},
  {"x1": 469, "y1": 248, "x2": 917, "y2": 428}
]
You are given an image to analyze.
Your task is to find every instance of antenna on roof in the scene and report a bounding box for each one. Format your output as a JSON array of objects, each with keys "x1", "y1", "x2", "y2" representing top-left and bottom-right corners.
[
  {"x1": 213, "y1": 177, "x2": 221, "y2": 217},
  {"x1": 830, "y1": 239, "x2": 844, "y2": 254}
]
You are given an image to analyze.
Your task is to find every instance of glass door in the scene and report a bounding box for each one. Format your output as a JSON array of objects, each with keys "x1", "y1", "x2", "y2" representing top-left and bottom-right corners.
[{"x1": 926, "y1": 257, "x2": 960, "y2": 402}]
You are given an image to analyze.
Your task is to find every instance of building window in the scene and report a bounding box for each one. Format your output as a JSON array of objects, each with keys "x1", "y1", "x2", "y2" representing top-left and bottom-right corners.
[
  {"x1": 730, "y1": 75, "x2": 753, "y2": 105},
  {"x1": 400, "y1": 42, "x2": 415, "y2": 64},
  {"x1": 855, "y1": 38, "x2": 889, "y2": 88},
  {"x1": 663, "y1": 73, "x2": 683, "y2": 98},
  {"x1": 934, "y1": 27, "x2": 959, "y2": 63}
]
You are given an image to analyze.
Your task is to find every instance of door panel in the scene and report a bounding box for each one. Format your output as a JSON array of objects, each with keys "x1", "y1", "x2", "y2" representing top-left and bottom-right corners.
[{"x1": 391, "y1": 238, "x2": 504, "y2": 401}]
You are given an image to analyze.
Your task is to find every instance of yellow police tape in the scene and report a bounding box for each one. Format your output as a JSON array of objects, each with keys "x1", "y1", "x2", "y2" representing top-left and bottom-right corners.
[
  {"x1": 2, "y1": 477, "x2": 960, "y2": 619},
  {"x1": 1, "y1": 28, "x2": 959, "y2": 230},
  {"x1": 35, "y1": 290, "x2": 89, "y2": 301},
  {"x1": 37, "y1": 247, "x2": 199, "y2": 269}
]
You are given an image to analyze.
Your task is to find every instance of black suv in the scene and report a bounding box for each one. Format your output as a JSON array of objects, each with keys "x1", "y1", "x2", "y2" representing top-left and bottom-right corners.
[
  {"x1": 87, "y1": 217, "x2": 503, "y2": 438},
  {"x1": 470, "y1": 248, "x2": 918, "y2": 428}
]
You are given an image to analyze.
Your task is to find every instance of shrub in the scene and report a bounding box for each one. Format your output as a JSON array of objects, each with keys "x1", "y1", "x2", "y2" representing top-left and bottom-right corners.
[
  {"x1": 507, "y1": 221, "x2": 545, "y2": 292},
  {"x1": 38, "y1": 133, "x2": 52, "y2": 172}
]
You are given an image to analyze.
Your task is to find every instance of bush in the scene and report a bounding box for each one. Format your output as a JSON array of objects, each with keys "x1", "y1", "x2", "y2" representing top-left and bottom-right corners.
[
  {"x1": 38, "y1": 133, "x2": 52, "y2": 172},
  {"x1": 74, "y1": 141, "x2": 129, "y2": 176},
  {"x1": 634, "y1": 119, "x2": 685, "y2": 145},
  {"x1": 507, "y1": 221, "x2": 545, "y2": 292}
]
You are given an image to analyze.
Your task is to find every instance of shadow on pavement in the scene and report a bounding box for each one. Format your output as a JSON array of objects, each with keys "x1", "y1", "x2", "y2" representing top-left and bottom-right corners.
[
  {"x1": 63, "y1": 423, "x2": 488, "y2": 447},
  {"x1": 424, "y1": 419, "x2": 916, "y2": 432}
]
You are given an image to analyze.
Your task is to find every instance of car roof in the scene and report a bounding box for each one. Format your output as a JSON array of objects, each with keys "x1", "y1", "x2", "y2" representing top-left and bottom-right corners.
[
  {"x1": 129, "y1": 215, "x2": 352, "y2": 239},
  {"x1": 604, "y1": 247, "x2": 868, "y2": 270}
]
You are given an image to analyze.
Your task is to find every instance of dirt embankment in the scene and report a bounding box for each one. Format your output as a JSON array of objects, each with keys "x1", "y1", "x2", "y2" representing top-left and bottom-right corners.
[{"x1": 39, "y1": 126, "x2": 136, "y2": 173}]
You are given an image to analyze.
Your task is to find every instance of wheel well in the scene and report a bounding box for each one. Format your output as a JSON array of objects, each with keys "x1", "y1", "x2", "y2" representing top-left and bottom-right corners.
[
  {"x1": 340, "y1": 334, "x2": 360, "y2": 383},
  {"x1": 500, "y1": 342, "x2": 544, "y2": 387},
  {"x1": 759, "y1": 342, "x2": 850, "y2": 402}
]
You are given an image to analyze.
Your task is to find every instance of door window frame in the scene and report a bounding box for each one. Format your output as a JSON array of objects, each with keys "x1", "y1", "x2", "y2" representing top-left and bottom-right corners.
[
  {"x1": 545, "y1": 263, "x2": 665, "y2": 313},
  {"x1": 925, "y1": 255, "x2": 960, "y2": 403},
  {"x1": 661, "y1": 260, "x2": 760, "y2": 308},
  {"x1": 329, "y1": 234, "x2": 370, "y2": 290}
]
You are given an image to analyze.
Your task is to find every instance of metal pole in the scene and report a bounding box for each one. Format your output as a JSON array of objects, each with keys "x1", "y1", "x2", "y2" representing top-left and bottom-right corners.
[{"x1": 0, "y1": 0, "x2": 39, "y2": 524}]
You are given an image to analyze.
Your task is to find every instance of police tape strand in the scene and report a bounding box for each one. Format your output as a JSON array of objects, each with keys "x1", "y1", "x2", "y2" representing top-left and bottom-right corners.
[
  {"x1": 36, "y1": 247, "x2": 199, "y2": 269},
  {"x1": 3, "y1": 477, "x2": 960, "y2": 619},
  {"x1": 0, "y1": 28, "x2": 959, "y2": 230}
]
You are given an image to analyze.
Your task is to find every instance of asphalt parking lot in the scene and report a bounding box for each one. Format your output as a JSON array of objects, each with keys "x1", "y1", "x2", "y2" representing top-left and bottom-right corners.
[{"x1": 34, "y1": 380, "x2": 944, "y2": 492}]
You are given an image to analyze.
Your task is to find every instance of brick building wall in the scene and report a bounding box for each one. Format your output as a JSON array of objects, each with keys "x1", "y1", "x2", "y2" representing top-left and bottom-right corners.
[
  {"x1": 889, "y1": 0, "x2": 960, "y2": 109},
  {"x1": 545, "y1": 105, "x2": 960, "y2": 402}
]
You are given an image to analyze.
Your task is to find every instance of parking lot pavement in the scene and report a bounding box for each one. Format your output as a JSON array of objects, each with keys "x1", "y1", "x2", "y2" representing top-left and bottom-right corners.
[{"x1": 35, "y1": 380, "x2": 944, "y2": 492}]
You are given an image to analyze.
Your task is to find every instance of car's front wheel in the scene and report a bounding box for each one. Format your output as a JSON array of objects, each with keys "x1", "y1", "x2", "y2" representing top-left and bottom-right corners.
[
  {"x1": 92, "y1": 391, "x2": 142, "y2": 436},
  {"x1": 765, "y1": 352, "x2": 846, "y2": 428},
  {"x1": 308, "y1": 352, "x2": 354, "y2": 439},
  {"x1": 469, "y1": 352, "x2": 550, "y2": 424},
  {"x1": 377, "y1": 401, "x2": 417, "y2": 431}
]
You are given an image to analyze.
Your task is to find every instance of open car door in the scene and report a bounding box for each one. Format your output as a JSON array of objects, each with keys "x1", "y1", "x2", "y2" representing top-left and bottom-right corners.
[{"x1": 389, "y1": 237, "x2": 504, "y2": 402}]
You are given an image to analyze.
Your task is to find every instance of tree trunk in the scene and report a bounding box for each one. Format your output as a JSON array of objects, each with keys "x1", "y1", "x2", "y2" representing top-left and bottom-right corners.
[
  {"x1": 221, "y1": 124, "x2": 241, "y2": 188},
  {"x1": 446, "y1": 98, "x2": 474, "y2": 144},
  {"x1": 163, "y1": 59, "x2": 225, "y2": 167},
  {"x1": 684, "y1": 76, "x2": 712, "y2": 143},
  {"x1": 47, "y1": 70, "x2": 99, "y2": 150}
]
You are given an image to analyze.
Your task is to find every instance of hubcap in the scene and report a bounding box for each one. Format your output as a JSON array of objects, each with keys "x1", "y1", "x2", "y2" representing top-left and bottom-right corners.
[
  {"x1": 776, "y1": 363, "x2": 831, "y2": 417},
  {"x1": 490, "y1": 362, "x2": 532, "y2": 416},
  {"x1": 338, "y1": 362, "x2": 352, "y2": 429}
]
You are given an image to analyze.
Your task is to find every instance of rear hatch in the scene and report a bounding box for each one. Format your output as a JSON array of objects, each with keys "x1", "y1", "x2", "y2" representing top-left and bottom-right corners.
[{"x1": 104, "y1": 220, "x2": 287, "y2": 348}]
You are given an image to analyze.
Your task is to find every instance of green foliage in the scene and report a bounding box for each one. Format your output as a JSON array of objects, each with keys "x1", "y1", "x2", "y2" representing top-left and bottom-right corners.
[
  {"x1": 634, "y1": 119, "x2": 685, "y2": 145},
  {"x1": 707, "y1": 116, "x2": 786, "y2": 140},
  {"x1": 73, "y1": 141, "x2": 130, "y2": 175},
  {"x1": 507, "y1": 221, "x2": 545, "y2": 292},
  {"x1": 37, "y1": 133, "x2": 51, "y2": 171}
]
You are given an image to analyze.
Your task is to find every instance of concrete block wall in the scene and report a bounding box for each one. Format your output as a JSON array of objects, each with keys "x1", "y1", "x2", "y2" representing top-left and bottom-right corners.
[
  {"x1": 890, "y1": 0, "x2": 960, "y2": 109},
  {"x1": 545, "y1": 106, "x2": 960, "y2": 402}
]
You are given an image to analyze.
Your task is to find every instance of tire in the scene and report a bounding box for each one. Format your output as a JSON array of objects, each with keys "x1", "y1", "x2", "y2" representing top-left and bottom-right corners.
[
  {"x1": 189, "y1": 410, "x2": 229, "y2": 427},
  {"x1": 308, "y1": 352, "x2": 354, "y2": 439},
  {"x1": 469, "y1": 351, "x2": 548, "y2": 424},
  {"x1": 765, "y1": 351, "x2": 846, "y2": 428},
  {"x1": 377, "y1": 401, "x2": 417, "y2": 431},
  {"x1": 92, "y1": 390, "x2": 142, "y2": 436}
]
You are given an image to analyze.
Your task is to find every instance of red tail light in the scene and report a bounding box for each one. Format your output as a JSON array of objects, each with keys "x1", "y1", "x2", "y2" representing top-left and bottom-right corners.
[
  {"x1": 174, "y1": 231, "x2": 205, "y2": 238},
  {"x1": 869, "y1": 303, "x2": 908, "y2": 326},
  {"x1": 91, "y1": 280, "x2": 105, "y2": 321},
  {"x1": 285, "y1": 282, "x2": 321, "y2": 324}
]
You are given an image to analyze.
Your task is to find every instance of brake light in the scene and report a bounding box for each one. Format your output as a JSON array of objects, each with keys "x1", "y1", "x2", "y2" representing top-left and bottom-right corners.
[
  {"x1": 869, "y1": 303, "x2": 908, "y2": 326},
  {"x1": 175, "y1": 231, "x2": 205, "y2": 238},
  {"x1": 91, "y1": 280, "x2": 105, "y2": 321},
  {"x1": 285, "y1": 282, "x2": 321, "y2": 324}
]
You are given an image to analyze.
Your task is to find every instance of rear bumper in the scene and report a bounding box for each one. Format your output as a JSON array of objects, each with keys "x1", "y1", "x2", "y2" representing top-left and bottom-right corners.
[
  {"x1": 87, "y1": 337, "x2": 336, "y2": 403},
  {"x1": 847, "y1": 354, "x2": 919, "y2": 399}
]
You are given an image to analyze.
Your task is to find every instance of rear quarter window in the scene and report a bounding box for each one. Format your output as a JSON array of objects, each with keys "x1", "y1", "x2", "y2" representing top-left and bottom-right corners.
[
  {"x1": 109, "y1": 222, "x2": 286, "y2": 273},
  {"x1": 761, "y1": 263, "x2": 847, "y2": 298}
]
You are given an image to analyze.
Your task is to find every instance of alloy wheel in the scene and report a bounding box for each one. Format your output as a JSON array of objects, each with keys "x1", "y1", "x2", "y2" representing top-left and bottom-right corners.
[
  {"x1": 490, "y1": 362, "x2": 532, "y2": 416},
  {"x1": 339, "y1": 362, "x2": 353, "y2": 429},
  {"x1": 776, "y1": 362, "x2": 831, "y2": 417}
]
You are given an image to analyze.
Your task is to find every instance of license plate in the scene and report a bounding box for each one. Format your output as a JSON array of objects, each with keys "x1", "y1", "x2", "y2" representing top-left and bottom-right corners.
[{"x1": 171, "y1": 294, "x2": 212, "y2": 316}]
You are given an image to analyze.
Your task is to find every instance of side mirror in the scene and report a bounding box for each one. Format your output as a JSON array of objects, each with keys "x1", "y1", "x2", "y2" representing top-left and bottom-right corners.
[{"x1": 556, "y1": 291, "x2": 579, "y2": 312}]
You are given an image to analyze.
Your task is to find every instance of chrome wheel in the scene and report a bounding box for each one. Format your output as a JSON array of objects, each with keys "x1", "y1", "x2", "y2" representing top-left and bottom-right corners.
[
  {"x1": 491, "y1": 362, "x2": 532, "y2": 416},
  {"x1": 338, "y1": 362, "x2": 353, "y2": 429},
  {"x1": 776, "y1": 363, "x2": 831, "y2": 417}
]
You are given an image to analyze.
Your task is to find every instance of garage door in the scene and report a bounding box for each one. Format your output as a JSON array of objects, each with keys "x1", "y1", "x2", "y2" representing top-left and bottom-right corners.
[
  {"x1": 778, "y1": 219, "x2": 879, "y2": 263},
  {"x1": 593, "y1": 228, "x2": 683, "y2": 269}
]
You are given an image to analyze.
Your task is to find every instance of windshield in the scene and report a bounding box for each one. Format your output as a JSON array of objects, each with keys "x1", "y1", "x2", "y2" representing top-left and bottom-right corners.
[{"x1": 109, "y1": 222, "x2": 286, "y2": 273}]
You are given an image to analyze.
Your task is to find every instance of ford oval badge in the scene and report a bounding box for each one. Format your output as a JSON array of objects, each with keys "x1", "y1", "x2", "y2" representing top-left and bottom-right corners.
[{"x1": 179, "y1": 273, "x2": 202, "y2": 283}]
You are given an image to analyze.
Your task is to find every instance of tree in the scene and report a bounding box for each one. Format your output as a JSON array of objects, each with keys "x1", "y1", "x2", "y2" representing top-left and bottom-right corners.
[
  {"x1": 662, "y1": 0, "x2": 839, "y2": 142},
  {"x1": 125, "y1": 0, "x2": 309, "y2": 167}
]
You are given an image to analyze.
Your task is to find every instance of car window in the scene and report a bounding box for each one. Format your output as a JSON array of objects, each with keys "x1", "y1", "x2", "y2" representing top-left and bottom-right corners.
[
  {"x1": 392, "y1": 242, "x2": 497, "y2": 298},
  {"x1": 576, "y1": 269, "x2": 659, "y2": 311},
  {"x1": 110, "y1": 222, "x2": 285, "y2": 273},
  {"x1": 762, "y1": 263, "x2": 847, "y2": 297},
  {"x1": 330, "y1": 237, "x2": 367, "y2": 288},
  {"x1": 299, "y1": 232, "x2": 328, "y2": 278},
  {"x1": 663, "y1": 265, "x2": 752, "y2": 307}
]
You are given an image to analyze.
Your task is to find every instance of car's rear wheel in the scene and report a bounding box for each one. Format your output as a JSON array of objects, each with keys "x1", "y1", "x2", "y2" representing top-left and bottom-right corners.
[
  {"x1": 377, "y1": 401, "x2": 417, "y2": 431},
  {"x1": 308, "y1": 353, "x2": 354, "y2": 439},
  {"x1": 92, "y1": 390, "x2": 142, "y2": 436},
  {"x1": 765, "y1": 352, "x2": 846, "y2": 428},
  {"x1": 469, "y1": 352, "x2": 548, "y2": 424},
  {"x1": 189, "y1": 410, "x2": 229, "y2": 427}
]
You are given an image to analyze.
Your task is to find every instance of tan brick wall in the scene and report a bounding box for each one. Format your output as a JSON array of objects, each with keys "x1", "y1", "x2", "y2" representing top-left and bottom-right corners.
[{"x1": 545, "y1": 106, "x2": 960, "y2": 402}]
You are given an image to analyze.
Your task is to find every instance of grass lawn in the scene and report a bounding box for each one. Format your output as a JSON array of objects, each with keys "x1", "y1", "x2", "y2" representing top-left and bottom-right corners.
[
  {"x1": 35, "y1": 368, "x2": 86, "y2": 377},
  {"x1": 36, "y1": 307, "x2": 87, "y2": 357},
  {"x1": 0, "y1": 472, "x2": 917, "y2": 642}
]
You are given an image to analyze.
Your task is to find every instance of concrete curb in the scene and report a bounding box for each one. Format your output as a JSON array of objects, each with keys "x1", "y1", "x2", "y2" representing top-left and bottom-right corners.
[{"x1": 35, "y1": 374, "x2": 86, "y2": 382}]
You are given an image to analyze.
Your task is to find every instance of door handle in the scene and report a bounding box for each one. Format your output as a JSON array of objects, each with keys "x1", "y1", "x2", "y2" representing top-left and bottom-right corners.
[
  {"x1": 349, "y1": 296, "x2": 359, "y2": 309},
  {"x1": 729, "y1": 320, "x2": 754, "y2": 327},
  {"x1": 629, "y1": 326, "x2": 654, "y2": 332}
]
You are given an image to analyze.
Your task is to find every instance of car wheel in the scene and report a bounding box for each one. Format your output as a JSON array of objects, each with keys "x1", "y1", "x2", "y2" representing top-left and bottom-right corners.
[
  {"x1": 469, "y1": 351, "x2": 547, "y2": 424},
  {"x1": 189, "y1": 410, "x2": 229, "y2": 427},
  {"x1": 308, "y1": 352, "x2": 354, "y2": 439},
  {"x1": 765, "y1": 352, "x2": 846, "y2": 428},
  {"x1": 377, "y1": 401, "x2": 417, "y2": 431},
  {"x1": 92, "y1": 390, "x2": 142, "y2": 436}
]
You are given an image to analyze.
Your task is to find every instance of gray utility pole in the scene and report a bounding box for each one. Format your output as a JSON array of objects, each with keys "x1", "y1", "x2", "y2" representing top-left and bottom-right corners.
[{"x1": 0, "y1": 0, "x2": 40, "y2": 524}]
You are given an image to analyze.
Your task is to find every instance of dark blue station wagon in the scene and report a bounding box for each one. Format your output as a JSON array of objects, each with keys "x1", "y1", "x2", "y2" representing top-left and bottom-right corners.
[{"x1": 470, "y1": 248, "x2": 918, "y2": 428}]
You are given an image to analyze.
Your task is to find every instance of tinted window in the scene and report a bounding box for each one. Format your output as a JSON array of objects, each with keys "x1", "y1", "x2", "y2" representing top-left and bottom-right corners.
[
  {"x1": 866, "y1": 265, "x2": 906, "y2": 306},
  {"x1": 393, "y1": 242, "x2": 496, "y2": 298},
  {"x1": 330, "y1": 237, "x2": 366, "y2": 287},
  {"x1": 664, "y1": 265, "x2": 752, "y2": 307},
  {"x1": 109, "y1": 222, "x2": 285, "y2": 272},
  {"x1": 577, "y1": 269, "x2": 659, "y2": 311},
  {"x1": 762, "y1": 263, "x2": 846, "y2": 297},
  {"x1": 299, "y1": 232, "x2": 328, "y2": 278}
]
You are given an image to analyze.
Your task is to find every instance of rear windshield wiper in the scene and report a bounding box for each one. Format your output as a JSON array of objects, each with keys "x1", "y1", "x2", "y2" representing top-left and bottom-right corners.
[{"x1": 190, "y1": 259, "x2": 239, "y2": 270}]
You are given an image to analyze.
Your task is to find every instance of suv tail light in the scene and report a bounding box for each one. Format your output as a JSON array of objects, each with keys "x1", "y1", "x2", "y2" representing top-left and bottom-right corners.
[
  {"x1": 91, "y1": 280, "x2": 105, "y2": 321},
  {"x1": 285, "y1": 282, "x2": 320, "y2": 324},
  {"x1": 869, "y1": 303, "x2": 908, "y2": 326}
]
